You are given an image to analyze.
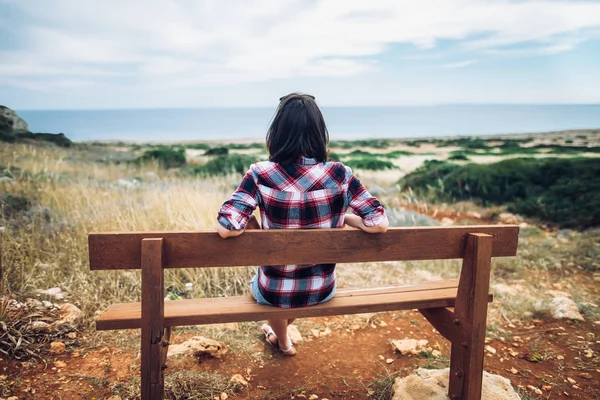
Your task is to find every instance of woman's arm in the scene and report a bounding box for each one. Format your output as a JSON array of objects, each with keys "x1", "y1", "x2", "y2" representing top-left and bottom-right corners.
[{"x1": 345, "y1": 213, "x2": 389, "y2": 233}]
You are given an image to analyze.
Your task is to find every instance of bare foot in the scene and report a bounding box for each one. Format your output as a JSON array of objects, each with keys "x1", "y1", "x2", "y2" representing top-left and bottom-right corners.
[
  {"x1": 261, "y1": 324, "x2": 279, "y2": 346},
  {"x1": 278, "y1": 337, "x2": 296, "y2": 356}
]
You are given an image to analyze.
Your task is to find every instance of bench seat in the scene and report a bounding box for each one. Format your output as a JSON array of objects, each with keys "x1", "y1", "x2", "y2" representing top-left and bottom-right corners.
[{"x1": 96, "y1": 279, "x2": 493, "y2": 330}]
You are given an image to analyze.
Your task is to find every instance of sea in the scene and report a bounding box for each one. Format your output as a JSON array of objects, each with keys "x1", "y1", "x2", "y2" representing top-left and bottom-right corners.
[{"x1": 17, "y1": 104, "x2": 600, "y2": 143}]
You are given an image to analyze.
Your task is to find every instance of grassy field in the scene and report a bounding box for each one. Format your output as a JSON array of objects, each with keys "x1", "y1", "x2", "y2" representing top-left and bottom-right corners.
[{"x1": 1, "y1": 131, "x2": 599, "y2": 399}]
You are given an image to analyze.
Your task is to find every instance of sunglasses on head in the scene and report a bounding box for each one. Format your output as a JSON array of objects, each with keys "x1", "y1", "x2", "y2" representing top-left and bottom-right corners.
[{"x1": 279, "y1": 93, "x2": 316, "y2": 101}]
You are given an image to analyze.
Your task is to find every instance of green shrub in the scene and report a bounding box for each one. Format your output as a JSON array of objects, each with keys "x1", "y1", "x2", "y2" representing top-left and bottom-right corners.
[
  {"x1": 400, "y1": 157, "x2": 600, "y2": 229},
  {"x1": 448, "y1": 153, "x2": 470, "y2": 161},
  {"x1": 327, "y1": 152, "x2": 342, "y2": 162},
  {"x1": 225, "y1": 142, "x2": 264, "y2": 150},
  {"x1": 190, "y1": 154, "x2": 258, "y2": 176},
  {"x1": 204, "y1": 147, "x2": 229, "y2": 156},
  {"x1": 1, "y1": 194, "x2": 31, "y2": 219},
  {"x1": 344, "y1": 158, "x2": 396, "y2": 171},
  {"x1": 137, "y1": 148, "x2": 186, "y2": 168}
]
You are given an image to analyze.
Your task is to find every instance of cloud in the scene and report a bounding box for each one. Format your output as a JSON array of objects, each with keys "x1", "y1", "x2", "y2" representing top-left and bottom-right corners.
[
  {"x1": 442, "y1": 60, "x2": 479, "y2": 69},
  {"x1": 1, "y1": 0, "x2": 600, "y2": 92}
]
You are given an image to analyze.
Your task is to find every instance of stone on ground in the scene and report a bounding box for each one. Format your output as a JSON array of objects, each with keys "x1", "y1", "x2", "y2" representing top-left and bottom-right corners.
[
  {"x1": 56, "y1": 303, "x2": 83, "y2": 325},
  {"x1": 392, "y1": 368, "x2": 520, "y2": 400},
  {"x1": 391, "y1": 339, "x2": 429, "y2": 355},
  {"x1": 548, "y1": 296, "x2": 584, "y2": 321},
  {"x1": 167, "y1": 336, "x2": 228, "y2": 359},
  {"x1": 287, "y1": 324, "x2": 304, "y2": 344}
]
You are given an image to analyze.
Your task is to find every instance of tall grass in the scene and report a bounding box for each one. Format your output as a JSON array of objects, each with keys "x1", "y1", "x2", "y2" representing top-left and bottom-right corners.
[{"x1": 0, "y1": 144, "x2": 253, "y2": 327}]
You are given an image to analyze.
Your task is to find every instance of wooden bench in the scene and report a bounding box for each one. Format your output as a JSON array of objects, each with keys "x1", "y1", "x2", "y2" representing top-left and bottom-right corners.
[{"x1": 89, "y1": 225, "x2": 519, "y2": 400}]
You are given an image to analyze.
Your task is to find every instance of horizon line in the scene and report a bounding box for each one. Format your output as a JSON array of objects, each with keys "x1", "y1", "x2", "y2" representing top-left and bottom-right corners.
[{"x1": 12, "y1": 102, "x2": 600, "y2": 112}]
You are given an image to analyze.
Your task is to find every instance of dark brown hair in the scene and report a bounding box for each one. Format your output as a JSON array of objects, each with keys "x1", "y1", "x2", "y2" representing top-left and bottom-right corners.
[{"x1": 266, "y1": 92, "x2": 329, "y2": 165}]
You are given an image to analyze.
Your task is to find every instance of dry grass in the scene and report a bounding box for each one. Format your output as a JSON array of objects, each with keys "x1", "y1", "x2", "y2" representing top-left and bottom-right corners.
[{"x1": 1, "y1": 141, "x2": 599, "y2": 355}]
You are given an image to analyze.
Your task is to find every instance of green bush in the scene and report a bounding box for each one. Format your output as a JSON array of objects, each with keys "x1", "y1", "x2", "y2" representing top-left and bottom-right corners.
[
  {"x1": 400, "y1": 157, "x2": 600, "y2": 229},
  {"x1": 137, "y1": 148, "x2": 186, "y2": 168},
  {"x1": 448, "y1": 153, "x2": 470, "y2": 161},
  {"x1": 328, "y1": 152, "x2": 342, "y2": 162},
  {"x1": 344, "y1": 158, "x2": 396, "y2": 171},
  {"x1": 190, "y1": 154, "x2": 258, "y2": 176},
  {"x1": 204, "y1": 147, "x2": 229, "y2": 156}
]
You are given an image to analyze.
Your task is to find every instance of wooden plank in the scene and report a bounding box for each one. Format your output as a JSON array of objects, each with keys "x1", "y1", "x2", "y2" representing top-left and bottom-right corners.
[
  {"x1": 89, "y1": 225, "x2": 519, "y2": 270},
  {"x1": 448, "y1": 233, "x2": 493, "y2": 400},
  {"x1": 140, "y1": 238, "x2": 164, "y2": 400},
  {"x1": 96, "y1": 285, "x2": 493, "y2": 331},
  {"x1": 418, "y1": 307, "x2": 470, "y2": 345}
]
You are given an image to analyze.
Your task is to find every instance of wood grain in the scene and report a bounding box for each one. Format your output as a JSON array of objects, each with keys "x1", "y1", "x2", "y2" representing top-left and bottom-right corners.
[
  {"x1": 96, "y1": 282, "x2": 493, "y2": 331},
  {"x1": 89, "y1": 225, "x2": 519, "y2": 270},
  {"x1": 448, "y1": 233, "x2": 493, "y2": 400},
  {"x1": 140, "y1": 238, "x2": 164, "y2": 400}
]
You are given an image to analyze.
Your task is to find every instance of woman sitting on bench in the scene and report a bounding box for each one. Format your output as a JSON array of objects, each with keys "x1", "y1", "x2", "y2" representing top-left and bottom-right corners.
[{"x1": 216, "y1": 92, "x2": 389, "y2": 356}]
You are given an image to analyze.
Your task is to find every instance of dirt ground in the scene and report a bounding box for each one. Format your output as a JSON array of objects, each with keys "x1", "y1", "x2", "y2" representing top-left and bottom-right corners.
[{"x1": 1, "y1": 310, "x2": 599, "y2": 400}]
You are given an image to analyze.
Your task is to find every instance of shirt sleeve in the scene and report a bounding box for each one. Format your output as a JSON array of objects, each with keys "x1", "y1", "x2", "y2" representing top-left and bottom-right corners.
[
  {"x1": 217, "y1": 166, "x2": 259, "y2": 230},
  {"x1": 346, "y1": 169, "x2": 386, "y2": 227}
]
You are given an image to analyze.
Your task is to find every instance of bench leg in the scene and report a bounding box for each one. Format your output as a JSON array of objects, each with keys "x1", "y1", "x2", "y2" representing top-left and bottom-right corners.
[
  {"x1": 141, "y1": 238, "x2": 165, "y2": 400},
  {"x1": 449, "y1": 233, "x2": 493, "y2": 400}
]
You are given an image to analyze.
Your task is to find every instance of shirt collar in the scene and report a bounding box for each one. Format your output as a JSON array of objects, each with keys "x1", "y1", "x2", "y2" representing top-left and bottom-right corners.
[{"x1": 296, "y1": 157, "x2": 318, "y2": 165}]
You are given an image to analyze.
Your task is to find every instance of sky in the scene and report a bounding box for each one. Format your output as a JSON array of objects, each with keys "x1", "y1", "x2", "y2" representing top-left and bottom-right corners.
[{"x1": 1, "y1": 0, "x2": 600, "y2": 110}]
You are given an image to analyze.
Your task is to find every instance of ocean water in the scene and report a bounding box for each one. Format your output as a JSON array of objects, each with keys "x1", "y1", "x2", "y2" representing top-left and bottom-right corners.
[{"x1": 17, "y1": 105, "x2": 600, "y2": 142}]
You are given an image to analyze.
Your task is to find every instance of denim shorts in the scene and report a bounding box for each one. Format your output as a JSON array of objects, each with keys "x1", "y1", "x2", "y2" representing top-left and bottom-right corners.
[{"x1": 250, "y1": 271, "x2": 336, "y2": 307}]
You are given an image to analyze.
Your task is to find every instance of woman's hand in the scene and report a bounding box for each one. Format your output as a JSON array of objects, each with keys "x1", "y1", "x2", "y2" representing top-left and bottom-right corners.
[
  {"x1": 344, "y1": 214, "x2": 389, "y2": 233},
  {"x1": 217, "y1": 215, "x2": 261, "y2": 238}
]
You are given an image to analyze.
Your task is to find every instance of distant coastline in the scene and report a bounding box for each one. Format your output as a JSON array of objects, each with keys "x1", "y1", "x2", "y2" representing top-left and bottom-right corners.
[{"x1": 16, "y1": 104, "x2": 600, "y2": 143}]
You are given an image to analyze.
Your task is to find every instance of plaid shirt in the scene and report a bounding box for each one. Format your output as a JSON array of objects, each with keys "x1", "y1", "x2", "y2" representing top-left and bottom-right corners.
[{"x1": 217, "y1": 157, "x2": 385, "y2": 308}]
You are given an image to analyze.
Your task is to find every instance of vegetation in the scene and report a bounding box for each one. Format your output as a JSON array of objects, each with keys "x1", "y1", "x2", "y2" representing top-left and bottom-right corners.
[
  {"x1": 137, "y1": 147, "x2": 186, "y2": 168},
  {"x1": 204, "y1": 146, "x2": 229, "y2": 156},
  {"x1": 189, "y1": 154, "x2": 258, "y2": 176},
  {"x1": 344, "y1": 158, "x2": 396, "y2": 171},
  {"x1": 401, "y1": 157, "x2": 600, "y2": 228},
  {"x1": 329, "y1": 139, "x2": 391, "y2": 149}
]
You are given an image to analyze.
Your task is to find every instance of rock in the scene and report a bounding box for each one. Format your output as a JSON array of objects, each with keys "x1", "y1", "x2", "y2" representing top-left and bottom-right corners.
[
  {"x1": 167, "y1": 336, "x2": 227, "y2": 359},
  {"x1": 392, "y1": 368, "x2": 520, "y2": 400},
  {"x1": 49, "y1": 342, "x2": 66, "y2": 354},
  {"x1": 29, "y1": 321, "x2": 52, "y2": 332},
  {"x1": 220, "y1": 393, "x2": 228, "y2": 400},
  {"x1": 7, "y1": 396, "x2": 20, "y2": 400},
  {"x1": 144, "y1": 171, "x2": 159, "y2": 181},
  {"x1": 0, "y1": 105, "x2": 29, "y2": 132},
  {"x1": 288, "y1": 324, "x2": 304, "y2": 344},
  {"x1": 527, "y1": 385, "x2": 542, "y2": 395},
  {"x1": 386, "y1": 358, "x2": 395, "y2": 364},
  {"x1": 66, "y1": 332, "x2": 77, "y2": 339},
  {"x1": 548, "y1": 296, "x2": 584, "y2": 321},
  {"x1": 309, "y1": 395, "x2": 319, "y2": 400},
  {"x1": 391, "y1": 339, "x2": 429, "y2": 355},
  {"x1": 37, "y1": 287, "x2": 66, "y2": 301},
  {"x1": 42, "y1": 300, "x2": 54, "y2": 309},
  {"x1": 56, "y1": 303, "x2": 83, "y2": 325},
  {"x1": 117, "y1": 178, "x2": 141, "y2": 188},
  {"x1": 230, "y1": 374, "x2": 248, "y2": 386},
  {"x1": 485, "y1": 345, "x2": 497, "y2": 355},
  {"x1": 54, "y1": 360, "x2": 67, "y2": 368}
]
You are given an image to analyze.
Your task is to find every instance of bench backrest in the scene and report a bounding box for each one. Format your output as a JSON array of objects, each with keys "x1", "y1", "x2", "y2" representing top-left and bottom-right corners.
[{"x1": 88, "y1": 225, "x2": 519, "y2": 270}]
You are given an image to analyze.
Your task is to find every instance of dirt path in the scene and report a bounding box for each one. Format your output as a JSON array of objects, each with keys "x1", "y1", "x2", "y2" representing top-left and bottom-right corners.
[{"x1": 1, "y1": 311, "x2": 599, "y2": 399}]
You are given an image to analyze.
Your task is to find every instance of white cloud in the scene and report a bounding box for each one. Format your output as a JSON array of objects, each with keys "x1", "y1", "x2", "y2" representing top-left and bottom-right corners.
[
  {"x1": 442, "y1": 60, "x2": 480, "y2": 68},
  {"x1": 1, "y1": 0, "x2": 600, "y2": 93}
]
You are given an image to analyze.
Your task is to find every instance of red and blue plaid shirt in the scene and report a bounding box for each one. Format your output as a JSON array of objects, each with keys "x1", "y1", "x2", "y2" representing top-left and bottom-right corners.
[{"x1": 217, "y1": 157, "x2": 385, "y2": 308}]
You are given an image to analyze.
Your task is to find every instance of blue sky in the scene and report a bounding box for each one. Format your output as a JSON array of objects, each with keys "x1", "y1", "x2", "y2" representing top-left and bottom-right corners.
[{"x1": 1, "y1": 0, "x2": 600, "y2": 109}]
